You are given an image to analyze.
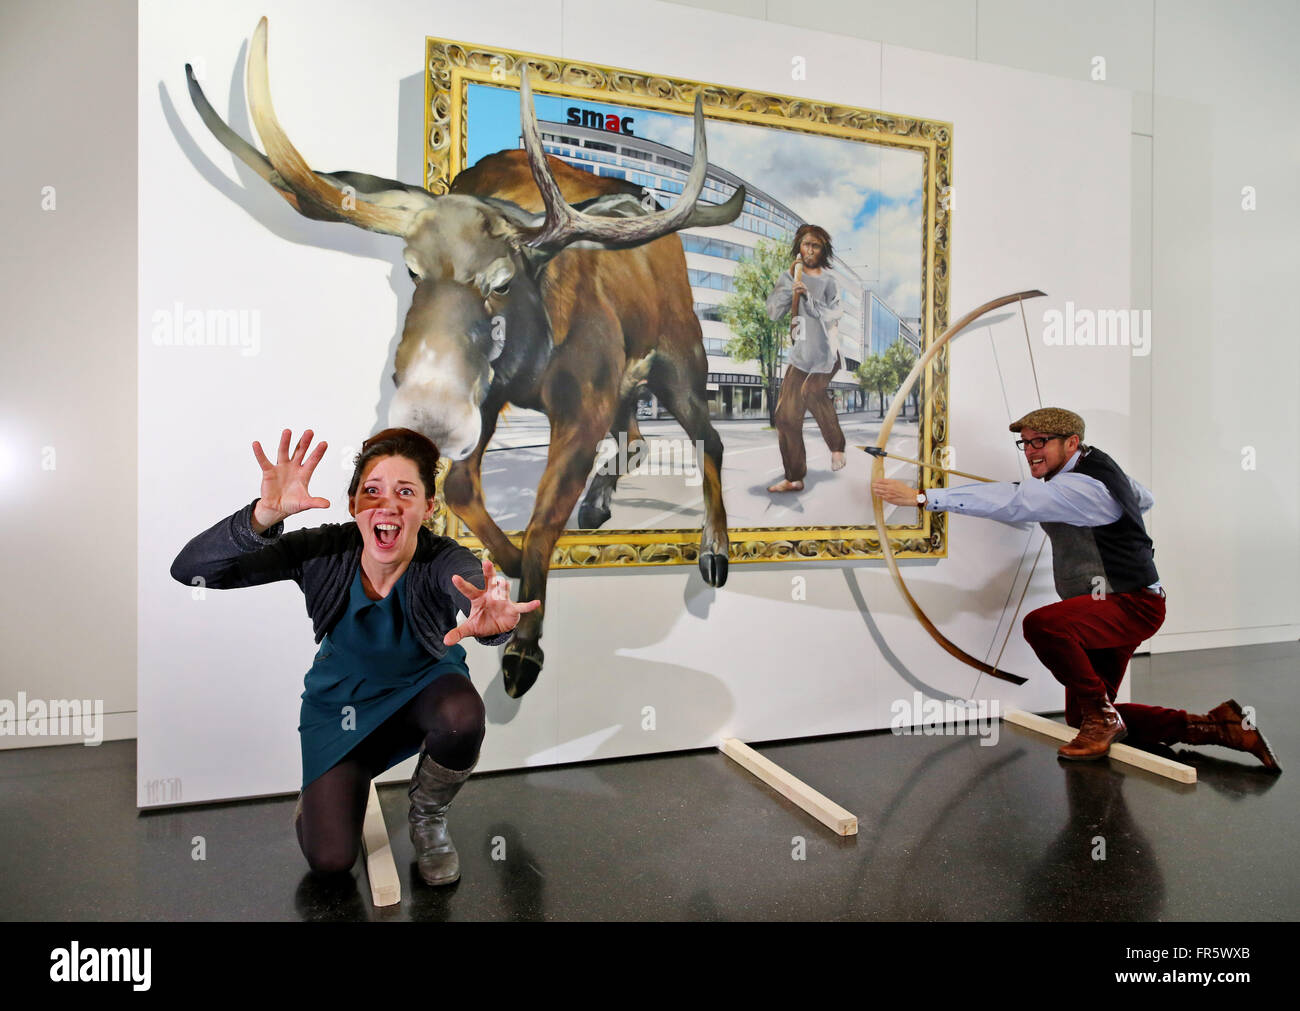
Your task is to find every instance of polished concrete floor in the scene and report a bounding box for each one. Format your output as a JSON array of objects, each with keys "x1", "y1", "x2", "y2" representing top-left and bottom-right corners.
[{"x1": 1, "y1": 641, "x2": 1294, "y2": 921}]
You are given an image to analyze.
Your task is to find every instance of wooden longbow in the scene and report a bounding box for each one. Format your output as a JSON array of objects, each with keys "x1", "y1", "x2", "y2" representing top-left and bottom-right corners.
[{"x1": 870, "y1": 289, "x2": 1048, "y2": 687}]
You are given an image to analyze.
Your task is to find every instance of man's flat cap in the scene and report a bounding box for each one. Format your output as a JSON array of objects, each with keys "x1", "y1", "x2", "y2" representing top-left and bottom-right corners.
[{"x1": 1009, "y1": 407, "x2": 1085, "y2": 438}]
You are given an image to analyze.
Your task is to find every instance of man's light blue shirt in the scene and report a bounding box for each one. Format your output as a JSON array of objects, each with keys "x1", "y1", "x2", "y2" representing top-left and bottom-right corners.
[{"x1": 923, "y1": 450, "x2": 1162, "y2": 592}]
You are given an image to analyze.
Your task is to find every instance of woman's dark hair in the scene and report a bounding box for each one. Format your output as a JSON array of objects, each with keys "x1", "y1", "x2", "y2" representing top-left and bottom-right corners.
[
  {"x1": 789, "y1": 224, "x2": 833, "y2": 268},
  {"x1": 346, "y1": 428, "x2": 441, "y2": 503}
]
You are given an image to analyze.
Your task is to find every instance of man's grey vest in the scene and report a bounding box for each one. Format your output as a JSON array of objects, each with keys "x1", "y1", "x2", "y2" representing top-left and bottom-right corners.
[{"x1": 1039, "y1": 447, "x2": 1159, "y2": 600}]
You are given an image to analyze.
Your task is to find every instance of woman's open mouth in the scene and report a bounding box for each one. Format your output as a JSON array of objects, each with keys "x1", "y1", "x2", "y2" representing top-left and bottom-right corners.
[{"x1": 374, "y1": 522, "x2": 401, "y2": 549}]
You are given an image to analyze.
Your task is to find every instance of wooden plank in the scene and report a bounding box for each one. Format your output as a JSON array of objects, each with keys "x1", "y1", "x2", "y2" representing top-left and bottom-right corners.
[
  {"x1": 720, "y1": 738, "x2": 858, "y2": 835},
  {"x1": 1004, "y1": 709, "x2": 1196, "y2": 784},
  {"x1": 361, "y1": 779, "x2": 401, "y2": 906}
]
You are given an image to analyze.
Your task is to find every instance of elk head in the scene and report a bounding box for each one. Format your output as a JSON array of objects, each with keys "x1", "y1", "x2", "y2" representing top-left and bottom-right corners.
[{"x1": 187, "y1": 18, "x2": 744, "y2": 459}]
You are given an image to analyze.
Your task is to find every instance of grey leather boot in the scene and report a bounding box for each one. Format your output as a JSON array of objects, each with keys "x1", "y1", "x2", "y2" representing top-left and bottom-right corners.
[{"x1": 408, "y1": 751, "x2": 477, "y2": 886}]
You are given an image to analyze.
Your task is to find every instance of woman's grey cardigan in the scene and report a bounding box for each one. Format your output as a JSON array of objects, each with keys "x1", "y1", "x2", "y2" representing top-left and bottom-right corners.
[{"x1": 170, "y1": 498, "x2": 512, "y2": 659}]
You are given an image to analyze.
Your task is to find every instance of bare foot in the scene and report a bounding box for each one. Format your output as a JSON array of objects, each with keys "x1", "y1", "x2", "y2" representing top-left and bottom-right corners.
[
  {"x1": 767, "y1": 479, "x2": 804, "y2": 493},
  {"x1": 831, "y1": 451, "x2": 846, "y2": 472}
]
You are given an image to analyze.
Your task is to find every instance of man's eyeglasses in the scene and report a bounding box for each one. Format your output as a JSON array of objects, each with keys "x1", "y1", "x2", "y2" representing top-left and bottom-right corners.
[{"x1": 1015, "y1": 435, "x2": 1067, "y2": 450}]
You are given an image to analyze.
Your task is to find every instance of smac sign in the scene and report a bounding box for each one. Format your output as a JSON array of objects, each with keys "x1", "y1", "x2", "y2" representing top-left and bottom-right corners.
[{"x1": 566, "y1": 106, "x2": 635, "y2": 135}]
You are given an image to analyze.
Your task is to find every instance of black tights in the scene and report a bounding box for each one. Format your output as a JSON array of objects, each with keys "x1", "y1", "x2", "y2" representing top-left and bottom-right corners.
[{"x1": 296, "y1": 673, "x2": 485, "y2": 875}]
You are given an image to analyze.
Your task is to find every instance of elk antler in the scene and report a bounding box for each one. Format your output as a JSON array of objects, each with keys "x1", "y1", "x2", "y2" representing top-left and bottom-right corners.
[
  {"x1": 518, "y1": 72, "x2": 744, "y2": 251},
  {"x1": 239, "y1": 17, "x2": 432, "y2": 236}
]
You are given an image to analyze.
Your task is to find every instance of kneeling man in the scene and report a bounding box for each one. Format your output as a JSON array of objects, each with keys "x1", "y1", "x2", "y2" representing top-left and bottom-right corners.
[{"x1": 872, "y1": 407, "x2": 1279, "y2": 771}]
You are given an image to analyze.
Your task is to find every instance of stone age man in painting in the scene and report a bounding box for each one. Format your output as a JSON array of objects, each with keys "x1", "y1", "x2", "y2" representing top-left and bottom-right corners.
[{"x1": 764, "y1": 224, "x2": 848, "y2": 493}]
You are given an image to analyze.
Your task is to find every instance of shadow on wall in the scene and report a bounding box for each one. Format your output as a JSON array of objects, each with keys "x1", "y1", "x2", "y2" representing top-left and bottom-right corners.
[
  {"x1": 158, "y1": 53, "x2": 430, "y2": 482},
  {"x1": 480, "y1": 567, "x2": 736, "y2": 753}
]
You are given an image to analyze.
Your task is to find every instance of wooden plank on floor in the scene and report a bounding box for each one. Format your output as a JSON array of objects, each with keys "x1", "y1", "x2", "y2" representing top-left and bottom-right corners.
[
  {"x1": 1004, "y1": 709, "x2": 1196, "y2": 784},
  {"x1": 361, "y1": 779, "x2": 401, "y2": 906},
  {"x1": 720, "y1": 738, "x2": 858, "y2": 835}
]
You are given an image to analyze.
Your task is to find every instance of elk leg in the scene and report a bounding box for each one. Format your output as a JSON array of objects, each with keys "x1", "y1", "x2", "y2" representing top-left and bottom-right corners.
[
  {"x1": 576, "y1": 386, "x2": 641, "y2": 530},
  {"x1": 502, "y1": 410, "x2": 614, "y2": 698},
  {"x1": 442, "y1": 399, "x2": 524, "y2": 578},
  {"x1": 651, "y1": 363, "x2": 729, "y2": 588}
]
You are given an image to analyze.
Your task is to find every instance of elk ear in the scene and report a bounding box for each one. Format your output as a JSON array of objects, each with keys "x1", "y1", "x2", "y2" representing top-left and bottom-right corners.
[
  {"x1": 480, "y1": 199, "x2": 549, "y2": 272},
  {"x1": 487, "y1": 221, "x2": 544, "y2": 275},
  {"x1": 518, "y1": 242, "x2": 557, "y2": 276},
  {"x1": 573, "y1": 193, "x2": 654, "y2": 219},
  {"x1": 402, "y1": 248, "x2": 423, "y2": 281},
  {"x1": 484, "y1": 197, "x2": 544, "y2": 232}
]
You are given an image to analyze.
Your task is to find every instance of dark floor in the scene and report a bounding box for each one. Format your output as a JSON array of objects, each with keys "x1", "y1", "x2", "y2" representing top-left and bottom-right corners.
[{"x1": 2, "y1": 641, "x2": 1296, "y2": 921}]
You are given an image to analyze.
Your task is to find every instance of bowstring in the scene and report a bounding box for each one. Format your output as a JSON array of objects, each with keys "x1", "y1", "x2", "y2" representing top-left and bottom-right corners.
[
  {"x1": 965, "y1": 294, "x2": 1044, "y2": 705},
  {"x1": 1021, "y1": 297, "x2": 1043, "y2": 406}
]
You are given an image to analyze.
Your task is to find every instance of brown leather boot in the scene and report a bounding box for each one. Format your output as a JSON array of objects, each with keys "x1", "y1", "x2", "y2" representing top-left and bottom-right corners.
[
  {"x1": 1058, "y1": 697, "x2": 1127, "y2": 760},
  {"x1": 1182, "y1": 699, "x2": 1282, "y2": 772}
]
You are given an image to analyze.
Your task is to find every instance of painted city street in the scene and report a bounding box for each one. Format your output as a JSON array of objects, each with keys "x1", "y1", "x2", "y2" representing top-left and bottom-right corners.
[{"x1": 470, "y1": 409, "x2": 926, "y2": 533}]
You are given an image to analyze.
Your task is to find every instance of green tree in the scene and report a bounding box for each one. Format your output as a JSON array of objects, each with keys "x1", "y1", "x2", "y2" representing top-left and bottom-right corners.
[
  {"x1": 883, "y1": 339, "x2": 919, "y2": 421},
  {"x1": 856, "y1": 354, "x2": 894, "y2": 417},
  {"x1": 720, "y1": 237, "x2": 794, "y2": 426}
]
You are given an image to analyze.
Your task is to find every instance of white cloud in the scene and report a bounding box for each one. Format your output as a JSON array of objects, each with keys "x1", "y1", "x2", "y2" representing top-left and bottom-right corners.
[
  {"x1": 871, "y1": 198, "x2": 925, "y2": 319},
  {"x1": 637, "y1": 108, "x2": 925, "y2": 320}
]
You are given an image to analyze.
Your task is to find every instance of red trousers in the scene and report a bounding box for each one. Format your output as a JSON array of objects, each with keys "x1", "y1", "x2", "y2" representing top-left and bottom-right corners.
[{"x1": 1022, "y1": 589, "x2": 1188, "y2": 746}]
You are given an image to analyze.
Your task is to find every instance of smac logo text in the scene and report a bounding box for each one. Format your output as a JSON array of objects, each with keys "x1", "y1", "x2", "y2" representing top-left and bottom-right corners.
[{"x1": 566, "y1": 106, "x2": 635, "y2": 135}]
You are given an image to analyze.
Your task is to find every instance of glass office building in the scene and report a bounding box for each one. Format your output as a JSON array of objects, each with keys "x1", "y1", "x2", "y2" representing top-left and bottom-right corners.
[
  {"x1": 533, "y1": 119, "x2": 914, "y2": 419},
  {"x1": 868, "y1": 294, "x2": 922, "y2": 357}
]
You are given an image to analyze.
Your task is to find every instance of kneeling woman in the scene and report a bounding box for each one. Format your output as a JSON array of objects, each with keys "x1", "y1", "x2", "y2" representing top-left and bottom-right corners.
[{"x1": 170, "y1": 427, "x2": 537, "y2": 885}]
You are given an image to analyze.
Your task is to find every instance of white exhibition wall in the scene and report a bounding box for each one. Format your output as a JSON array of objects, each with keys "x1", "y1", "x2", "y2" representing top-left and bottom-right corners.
[{"x1": 137, "y1": 0, "x2": 1132, "y2": 805}]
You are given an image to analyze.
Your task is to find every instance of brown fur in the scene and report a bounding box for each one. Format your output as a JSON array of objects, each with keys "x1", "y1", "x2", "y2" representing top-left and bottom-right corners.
[
  {"x1": 450, "y1": 151, "x2": 696, "y2": 355},
  {"x1": 439, "y1": 149, "x2": 729, "y2": 687}
]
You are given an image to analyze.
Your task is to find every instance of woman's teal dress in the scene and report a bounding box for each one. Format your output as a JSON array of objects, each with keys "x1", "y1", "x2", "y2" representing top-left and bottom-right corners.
[{"x1": 298, "y1": 566, "x2": 469, "y2": 789}]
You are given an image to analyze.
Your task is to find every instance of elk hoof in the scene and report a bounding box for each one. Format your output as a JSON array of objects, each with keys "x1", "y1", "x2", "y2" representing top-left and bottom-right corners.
[
  {"x1": 577, "y1": 501, "x2": 611, "y2": 530},
  {"x1": 503, "y1": 642, "x2": 544, "y2": 698},
  {"x1": 699, "y1": 551, "x2": 728, "y2": 588}
]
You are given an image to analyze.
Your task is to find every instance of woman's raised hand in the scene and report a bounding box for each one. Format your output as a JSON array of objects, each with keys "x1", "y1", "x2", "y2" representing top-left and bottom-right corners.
[
  {"x1": 443, "y1": 560, "x2": 542, "y2": 646},
  {"x1": 251, "y1": 429, "x2": 331, "y2": 529}
]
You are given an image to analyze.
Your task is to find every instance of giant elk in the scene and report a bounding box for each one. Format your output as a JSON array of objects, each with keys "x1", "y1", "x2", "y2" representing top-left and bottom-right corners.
[{"x1": 187, "y1": 19, "x2": 740, "y2": 697}]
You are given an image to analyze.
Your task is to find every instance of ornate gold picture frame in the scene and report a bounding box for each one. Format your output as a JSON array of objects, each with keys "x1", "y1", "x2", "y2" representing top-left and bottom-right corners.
[{"x1": 423, "y1": 36, "x2": 955, "y2": 569}]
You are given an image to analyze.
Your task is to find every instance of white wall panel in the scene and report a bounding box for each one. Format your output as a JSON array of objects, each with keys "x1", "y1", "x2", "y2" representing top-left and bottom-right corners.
[{"x1": 138, "y1": 0, "x2": 1133, "y2": 803}]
